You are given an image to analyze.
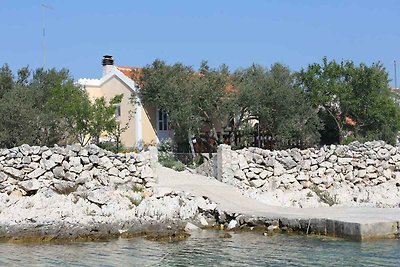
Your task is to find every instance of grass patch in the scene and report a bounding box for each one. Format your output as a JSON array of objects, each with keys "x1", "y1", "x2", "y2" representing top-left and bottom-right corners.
[{"x1": 309, "y1": 185, "x2": 338, "y2": 206}]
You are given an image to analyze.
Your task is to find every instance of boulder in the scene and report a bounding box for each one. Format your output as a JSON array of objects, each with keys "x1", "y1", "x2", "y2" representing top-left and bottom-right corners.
[
  {"x1": 50, "y1": 154, "x2": 64, "y2": 164},
  {"x1": 273, "y1": 162, "x2": 285, "y2": 176},
  {"x1": 185, "y1": 222, "x2": 200, "y2": 231},
  {"x1": 3, "y1": 167, "x2": 24, "y2": 180},
  {"x1": 19, "y1": 179, "x2": 40, "y2": 192},
  {"x1": 234, "y1": 169, "x2": 246, "y2": 180},
  {"x1": 108, "y1": 167, "x2": 120, "y2": 177},
  {"x1": 43, "y1": 159, "x2": 56, "y2": 170},
  {"x1": 281, "y1": 157, "x2": 297, "y2": 169},
  {"x1": 302, "y1": 160, "x2": 311, "y2": 170},
  {"x1": 296, "y1": 172, "x2": 309, "y2": 181},
  {"x1": 42, "y1": 149, "x2": 53, "y2": 159},
  {"x1": 52, "y1": 180, "x2": 77, "y2": 194},
  {"x1": 77, "y1": 170, "x2": 92, "y2": 184},
  {"x1": 19, "y1": 144, "x2": 33, "y2": 156},
  {"x1": 246, "y1": 172, "x2": 256, "y2": 179},
  {"x1": 227, "y1": 219, "x2": 238, "y2": 230},
  {"x1": 88, "y1": 144, "x2": 100, "y2": 155},
  {"x1": 69, "y1": 156, "x2": 81, "y2": 167},
  {"x1": 27, "y1": 168, "x2": 46, "y2": 179},
  {"x1": 259, "y1": 170, "x2": 272, "y2": 179},
  {"x1": 250, "y1": 179, "x2": 266, "y2": 188},
  {"x1": 99, "y1": 157, "x2": 113, "y2": 170},
  {"x1": 0, "y1": 171, "x2": 8, "y2": 182},
  {"x1": 238, "y1": 154, "x2": 249, "y2": 170},
  {"x1": 89, "y1": 155, "x2": 99, "y2": 164}
]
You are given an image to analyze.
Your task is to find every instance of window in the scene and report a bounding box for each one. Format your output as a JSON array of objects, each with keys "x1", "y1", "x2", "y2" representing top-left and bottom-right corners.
[
  {"x1": 115, "y1": 105, "x2": 121, "y2": 118},
  {"x1": 158, "y1": 110, "x2": 169, "y2": 131}
]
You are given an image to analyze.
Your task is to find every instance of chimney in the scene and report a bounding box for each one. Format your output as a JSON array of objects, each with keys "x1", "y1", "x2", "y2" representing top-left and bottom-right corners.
[{"x1": 102, "y1": 55, "x2": 114, "y2": 77}]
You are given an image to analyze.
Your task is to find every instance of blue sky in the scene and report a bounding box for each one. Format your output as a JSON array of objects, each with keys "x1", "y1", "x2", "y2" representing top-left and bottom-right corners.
[{"x1": 1, "y1": 0, "x2": 399, "y2": 85}]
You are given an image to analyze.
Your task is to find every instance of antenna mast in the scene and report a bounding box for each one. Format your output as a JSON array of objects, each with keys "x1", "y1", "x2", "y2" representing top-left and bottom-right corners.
[
  {"x1": 395, "y1": 60, "x2": 397, "y2": 90},
  {"x1": 41, "y1": 4, "x2": 53, "y2": 68}
]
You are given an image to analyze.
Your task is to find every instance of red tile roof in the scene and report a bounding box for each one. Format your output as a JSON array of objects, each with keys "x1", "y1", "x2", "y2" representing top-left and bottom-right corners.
[
  {"x1": 116, "y1": 66, "x2": 142, "y2": 83},
  {"x1": 116, "y1": 65, "x2": 237, "y2": 94}
]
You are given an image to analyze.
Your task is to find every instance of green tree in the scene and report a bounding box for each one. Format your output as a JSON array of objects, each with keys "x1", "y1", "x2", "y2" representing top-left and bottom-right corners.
[
  {"x1": 193, "y1": 61, "x2": 234, "y2": 140},
  {"x1": 138, "y1": 60, "x2": 200, "y2": 155},
  {"x1": 138, "y1": 60, "x2": 234, "y2": 155},
  {"x1": 297, "y1": 57, "x2": 400, "y2": 144},
  {"x1": 47, "y1": 81, "x2": 123, "y2": 146},
  {"x1": 232, "y1": 63, "x2": 321, "y2": 149},
  {"x1": 0, "y1": 64, "x2": 123, "y2": 148}
]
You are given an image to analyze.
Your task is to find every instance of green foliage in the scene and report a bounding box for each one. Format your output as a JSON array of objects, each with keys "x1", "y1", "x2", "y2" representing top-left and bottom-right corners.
[
  {"x1": 158, "y1": 151, "x2": 186, "y2": 171},
  {"x1": 232, "y1": 63, "x2": 321, "y2": 149},
  {"x1": 0, "y1": 66, "x2": 73, "y2": 147},
  {"x1": 157, "y1": 138, "x2": 174, "y2": 153},
  {"x1": 297, "y1": 57, "x2": 400, "y2": 145},
  {"x1": 0, "y1": 64, "x2": 123, "y2": 148},
  {"x1": 138, "y1": 60, "x2": 234, "y2": 153},
  {"x1": 309, "y1": 185, "x2": 338, "y2": 206}
]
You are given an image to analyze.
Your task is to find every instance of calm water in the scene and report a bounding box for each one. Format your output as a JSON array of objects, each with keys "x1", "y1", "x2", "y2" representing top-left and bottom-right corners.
[{"x1": 0, "y1": 231, "x2": 399, "y2": 266}]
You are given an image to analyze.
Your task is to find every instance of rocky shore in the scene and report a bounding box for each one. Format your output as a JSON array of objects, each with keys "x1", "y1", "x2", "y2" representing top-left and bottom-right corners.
[
  {"x1": 1, "y1": 142, "x2": 399, "y2": 242},
  {"x1": 0, "y1": 144, "x2": 219, "y2": 242}
]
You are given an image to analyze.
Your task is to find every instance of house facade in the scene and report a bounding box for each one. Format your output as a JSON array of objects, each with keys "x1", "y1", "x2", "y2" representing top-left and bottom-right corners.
[{"x1": 78, "y1": 55, "x2": 172, "y2": 148}]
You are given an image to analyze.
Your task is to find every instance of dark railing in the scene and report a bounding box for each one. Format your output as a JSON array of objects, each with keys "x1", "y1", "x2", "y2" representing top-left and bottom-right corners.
[
  {"x1": 173, "y1": 152, "x2": 194, "y2": 165},
  {"x1": 232, "y1": 130, "x2": 312, "y2": 150}
]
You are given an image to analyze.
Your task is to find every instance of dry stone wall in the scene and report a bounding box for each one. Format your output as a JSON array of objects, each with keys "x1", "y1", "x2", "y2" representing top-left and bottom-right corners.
[
  {"x1": 211, "y1": 142, "x2": 400, "y2": 207},
  {"x1": 0, "y1": 144, "x2": 157, "y2": 196}
]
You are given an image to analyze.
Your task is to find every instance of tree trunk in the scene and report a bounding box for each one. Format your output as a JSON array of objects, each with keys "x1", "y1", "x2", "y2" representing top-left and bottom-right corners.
[{"x1": 188, "y1": 131, "x2": 195, "y2": 159}]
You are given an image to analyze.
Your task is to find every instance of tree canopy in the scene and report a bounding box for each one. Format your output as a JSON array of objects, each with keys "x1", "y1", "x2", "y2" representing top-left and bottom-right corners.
[
  {"x1": 138, "y1": 60, "x2": 234, "y2": 154},
  {"x1": 0, "y1": 64, "x2": 123, "y2": 148},
  {"x1": 297, "y1": 57, "x2": 400, "y2": 145},
  {"x1": 232, "y1": 63, "x2": 321, "y2": 149}
]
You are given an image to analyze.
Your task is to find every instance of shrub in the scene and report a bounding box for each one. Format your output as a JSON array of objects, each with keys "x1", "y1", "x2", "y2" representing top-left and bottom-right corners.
[
  {"x1": 310, "y1": 185, "x2": 338, "y2": 206},
  {"x1": 159, "y1": 151, "x2": 185, "y2": 171}
]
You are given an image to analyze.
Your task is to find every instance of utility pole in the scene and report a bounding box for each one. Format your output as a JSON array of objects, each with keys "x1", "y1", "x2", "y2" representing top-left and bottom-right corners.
[
  {"x1": 41, "y1": 4, "x2": 53, "y2": 68},
  {"x1": 395, "y1": 60, "x2": 397, "y2": 90}
]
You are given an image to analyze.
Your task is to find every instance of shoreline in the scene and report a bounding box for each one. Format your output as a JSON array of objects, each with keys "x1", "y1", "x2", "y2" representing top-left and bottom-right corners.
[
  {"x1": 1, "y1": 207, "x2": 399, "y2": 243},
  {"x1": 1, "y1": 143, "x2": 399, "y2": 243}
]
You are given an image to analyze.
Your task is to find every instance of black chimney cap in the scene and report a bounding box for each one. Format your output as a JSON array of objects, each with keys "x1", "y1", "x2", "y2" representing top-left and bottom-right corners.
[{"x1": 102, "y1": 55, "x2": 114, "y2": 66}]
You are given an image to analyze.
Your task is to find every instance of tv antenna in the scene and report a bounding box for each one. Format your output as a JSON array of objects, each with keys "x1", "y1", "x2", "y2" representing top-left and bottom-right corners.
[
  {"x1": 395, "y1": 60, "x2": 397, "y2": 90},
  {"x1": 41, "y1": 4, "x2": 54, "y2": 68}
]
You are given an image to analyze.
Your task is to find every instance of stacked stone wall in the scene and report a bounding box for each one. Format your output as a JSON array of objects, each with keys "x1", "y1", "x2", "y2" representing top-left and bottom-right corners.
[
  {"x1": 0, "y1": 144, "x2": 157, "y2": 196},
  {"x1": 205, "y1": 142, "x2": 400, "y2": 207}
]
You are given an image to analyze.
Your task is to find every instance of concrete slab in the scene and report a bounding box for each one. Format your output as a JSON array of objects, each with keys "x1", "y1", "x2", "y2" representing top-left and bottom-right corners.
[{"x1": 156, "y1": 165, "x2": 400, "y2": 240}]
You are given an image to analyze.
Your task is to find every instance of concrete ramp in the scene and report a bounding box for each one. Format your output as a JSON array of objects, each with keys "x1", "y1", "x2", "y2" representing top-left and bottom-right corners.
[{"x1": 156, "y1": 165, "x2": 400, "y2": 240}]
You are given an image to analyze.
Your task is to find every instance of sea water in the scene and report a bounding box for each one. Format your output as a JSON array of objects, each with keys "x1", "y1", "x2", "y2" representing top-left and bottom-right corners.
[{"x1": 0, "y1": 231, "x2": 399, "y2": 266}]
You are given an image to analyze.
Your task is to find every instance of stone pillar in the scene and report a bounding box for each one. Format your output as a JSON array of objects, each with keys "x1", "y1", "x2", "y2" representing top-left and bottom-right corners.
[
  {"x1": 148, "y1": 146, "x2": 158, "y2": 171},
  {"x1": 217, "y1": 144, "x2": 234, "y2": 183}
]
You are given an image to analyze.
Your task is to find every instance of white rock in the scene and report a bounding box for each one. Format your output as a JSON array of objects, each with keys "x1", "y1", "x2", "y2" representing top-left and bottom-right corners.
[
  {"x1": 108, "y1": 167, "x2": 119, "y2": 176},
  {"x1": 185, "y1": 222, "x2": 200, "y2": 231},
  {"x1": 141, "y1": 166, "x2": 153, "y2": 178},
  {"x1": 198, "y1": 215, "x2": 209, "y2": 226},
  {"x1": 19, "y1": 179, "x2": 40, "y2": 191},
  {"x1": 27, "y1": 168, "x2": 46, "y2": 179},
  {"x1": 50, "y1": 154, "x2": 64, "y2": 164},
  {"x1": 338, "y1": 158, "x2": 352, "y2": 164},
  {"x1": 42, "y1": 149, "x2": 53, "y2": 159},
  {"x1": 296, "y1": 172, "x2": 309, "y2": 181},
  {"x1": 250, "y1": 179, "x2": 266, "y2": 188},
  {"x1": 234, "y1": 169, "x2": 246, "y2": 180},
  {"x1": 227, "y1": 219, "x2": 238, "y2": 230},
  {"x1": 273, "y1": 162, "x2": 285, "y2": 176}
]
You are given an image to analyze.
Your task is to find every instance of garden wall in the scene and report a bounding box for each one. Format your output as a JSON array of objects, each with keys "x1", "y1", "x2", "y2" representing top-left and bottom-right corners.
[
  {"x1": 0, "y1": 144, "x2": 158, "y2": 196},
  {"x1": 199, "y1": 141, "x2": 400, "y2": 207}
]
